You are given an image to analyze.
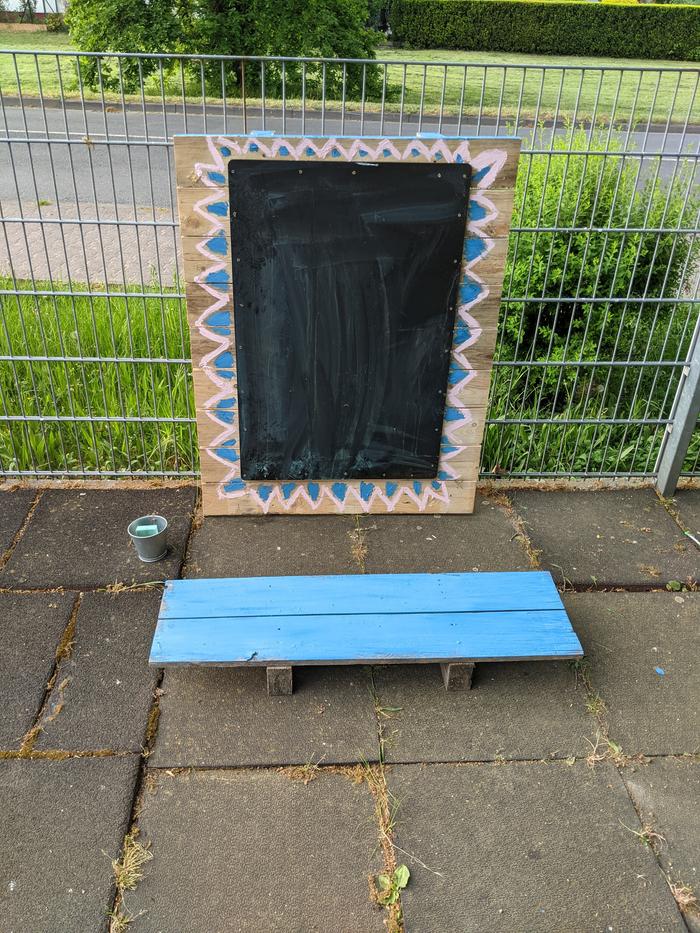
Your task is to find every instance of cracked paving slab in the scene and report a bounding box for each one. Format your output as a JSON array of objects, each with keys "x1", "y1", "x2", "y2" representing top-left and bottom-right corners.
[
  {"x1": 128, "y1": 768, "x2": 385, "y2": 932},
  {"x1": 35, "y1": 591, "x2": 161, "y2": 753},
  {"x1": 0, "y1": 592, "x2": 74, "y2": 749},
  {"x1": 359, "y1": 496, "x2": 533, "y2": 573},
  {"x1": 0, "y1": 755, "x2": 140, "y2": 933},
  {"x1": 388, "y1": 761, "x2": 685, "y2": 933},
  {"x1": 0, "y1": 487, "x2": 196, "y2": 588},
  {"x1": 183, "y1": 515, "x2": 361, "y2": 577},
  {"x1": 509, "y1": 489, "x2": 697, "y2": 587},
  {"x1": 150, "y1": 665, "x2": 380, "y2": 767},
  {"x1": 373, "y1": 660, "x2": 594, "y2": 763},
  {"x1": 622, "y1": 757, "x2": 700, "y2": 933},
  {"x1": 0, "y1": 487, "x2": 35, "y2": 556},
  {"x1": 566, "y1": 593, "x2": 699, "y2": 757}
]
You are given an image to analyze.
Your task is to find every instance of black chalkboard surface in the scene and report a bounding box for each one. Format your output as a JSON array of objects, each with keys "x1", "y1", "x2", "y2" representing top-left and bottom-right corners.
[{"x1": 229, "y1": 159, "x2": 470, "y2": 481}]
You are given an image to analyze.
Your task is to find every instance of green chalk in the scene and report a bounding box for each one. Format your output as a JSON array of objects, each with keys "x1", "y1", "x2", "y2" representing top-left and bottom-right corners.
[{"x1": 134, "y1": 524, "x2": 159, "y2": 537}]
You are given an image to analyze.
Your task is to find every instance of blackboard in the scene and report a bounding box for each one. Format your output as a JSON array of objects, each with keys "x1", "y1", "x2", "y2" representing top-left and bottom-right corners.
[{"x1": 229, "y1": 159, "x2": 470, "y2": 481}]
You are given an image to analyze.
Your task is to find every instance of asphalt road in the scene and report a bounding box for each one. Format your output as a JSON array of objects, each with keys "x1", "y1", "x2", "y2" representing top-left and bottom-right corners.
[{"x1": 0, "y1": 102, "x2": 696, "y2": 211}]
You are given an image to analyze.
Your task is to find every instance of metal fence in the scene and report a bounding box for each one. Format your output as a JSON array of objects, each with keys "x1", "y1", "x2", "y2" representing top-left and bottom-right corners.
[{"x1": 0, "y1": 50, "x2": 698, "y2": 483}]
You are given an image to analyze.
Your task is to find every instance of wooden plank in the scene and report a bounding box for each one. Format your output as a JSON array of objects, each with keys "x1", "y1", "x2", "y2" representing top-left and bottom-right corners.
[
  {"x1": 441, "y1": 662, "x2": 475, "y2": 690},
  {"x1": 160, "y1": 571, "x2": 564, "y2": 618},
  {"x1": 200, "y1": 478, "x2": 477, "y2": 515},
  {"x1": 267, "y1": 666, "x2": 293, "y2": 696},
  {"x1": 467, "y1": 189, "x2": 517, "y2": 238},
  {"x1": 452, "y1": 329, "x2": 498, "y2": 370},
  {"x1": 177, "y1": 188, "x2": 230, "y2": 237},
  {"x1": 174, "y1": 135, "x2": 521, "y2": 189},
  {"x1": 149, "y1": 609, "x2": 582, "y2": 666}
]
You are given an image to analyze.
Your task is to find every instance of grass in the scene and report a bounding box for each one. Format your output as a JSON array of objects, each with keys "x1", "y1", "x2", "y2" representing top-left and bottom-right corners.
[
  {"x1": 0, "y1": 29, "x2": 698, "y2": 126},
  {"x1": 1, "y1": 271, "x2": 697, "y2": 476},
  {"x1": 109, "y1": 829, "x2": 153, "y2": 932},
  {"x1": 0, "y1": 279, "x2": 195, "y2": 475}
]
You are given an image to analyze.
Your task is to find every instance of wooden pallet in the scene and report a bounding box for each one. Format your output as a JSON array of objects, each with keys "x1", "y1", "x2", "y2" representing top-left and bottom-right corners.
[{"x1": 149, "y1": 572, "x2": 583, "y2": 695}]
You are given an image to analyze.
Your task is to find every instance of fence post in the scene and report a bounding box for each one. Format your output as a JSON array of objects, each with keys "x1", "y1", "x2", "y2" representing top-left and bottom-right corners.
[{"x1": 655, "y1": 316, "x2": 700, "y2": 497}]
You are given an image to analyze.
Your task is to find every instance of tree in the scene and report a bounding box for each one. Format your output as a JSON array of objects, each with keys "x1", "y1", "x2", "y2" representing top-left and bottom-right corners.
[{"x1": 66, "y1": 0, "x2": 378, "y2": 96}]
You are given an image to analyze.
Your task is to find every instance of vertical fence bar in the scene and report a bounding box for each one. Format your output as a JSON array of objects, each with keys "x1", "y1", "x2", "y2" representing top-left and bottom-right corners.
[{"x1": 656, "y1": 317, "x2": 700, "y2": 496}]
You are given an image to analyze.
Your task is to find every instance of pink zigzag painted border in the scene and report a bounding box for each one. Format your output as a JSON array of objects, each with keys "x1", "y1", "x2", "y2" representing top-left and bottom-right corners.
[{"x1": 190, "y1": 135, "x2": 507, "y2": 512}]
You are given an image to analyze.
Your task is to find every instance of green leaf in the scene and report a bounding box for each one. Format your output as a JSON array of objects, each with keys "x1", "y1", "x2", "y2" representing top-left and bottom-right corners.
[
  {"x1": 666, "y1": 580, "x2": 682, "y2": 592},
  {"x1": 375, "y1": 873, "x2": 391, "y2": 891},
  {"x1": 394, "y1": 865, "x2": 410, "y2": 890}
]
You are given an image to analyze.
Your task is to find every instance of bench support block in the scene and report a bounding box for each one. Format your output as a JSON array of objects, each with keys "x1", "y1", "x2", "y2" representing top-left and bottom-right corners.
[
  {"x1": 267, "y1": 665, "x2": 293, "y2": 696},
  {"x1": 441, "y1": 662, "x2": 475, "y2": 691}
]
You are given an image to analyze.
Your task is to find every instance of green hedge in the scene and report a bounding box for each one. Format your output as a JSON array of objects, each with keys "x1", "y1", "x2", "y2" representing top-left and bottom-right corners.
[{"x1": 390, "y1": 0, "x2": 700, "y2": 61}]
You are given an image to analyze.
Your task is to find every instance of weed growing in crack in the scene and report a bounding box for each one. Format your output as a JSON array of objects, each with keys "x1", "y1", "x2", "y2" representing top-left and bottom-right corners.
[
  {"x1": 277, "y1": 755, "x2": 327, "y2": 785},
  {"x1": 371, "y1": 864, "x2": 410, "y2": 907},
  {"x1": 348, "y1": 517, "x2": 368, "y2": 572},
  {"x1": 109, "y1": 829, "x2": 153, "y2": 932},
  {"x1": 619, "y1": 819, "x2": 665, "y2": 851},
  {"x1": 669, "y1": 880, "x2": 700, "y2": 916}
]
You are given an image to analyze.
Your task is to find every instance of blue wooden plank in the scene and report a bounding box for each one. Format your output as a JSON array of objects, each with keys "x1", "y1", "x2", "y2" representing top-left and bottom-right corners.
[
  {"x1": 150, "y1": 610, "x2": 583, "y2": 665},
  {"x1": 160, "y1": 572, "x2": 563, "y2": 620}
]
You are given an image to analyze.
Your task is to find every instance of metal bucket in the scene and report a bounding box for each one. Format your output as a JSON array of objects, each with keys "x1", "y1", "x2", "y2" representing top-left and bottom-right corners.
[{"x1": 127, "y1": 514, "x2": 168, "y2": 562}]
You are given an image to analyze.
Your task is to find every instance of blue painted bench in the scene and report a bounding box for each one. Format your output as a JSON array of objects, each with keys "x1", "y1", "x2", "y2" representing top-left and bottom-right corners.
[{"x1": 149, "y1": 571, "x2": 583, "y2": 695}]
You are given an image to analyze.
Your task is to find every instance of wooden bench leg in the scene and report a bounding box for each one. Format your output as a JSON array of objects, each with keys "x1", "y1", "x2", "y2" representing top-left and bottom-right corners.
[
  {"x1": 267, "y1": 666, "x2": 293, "y2": 696},
  {"x1": 441, "y1": 662, "x2": 475, "y2": 691}
]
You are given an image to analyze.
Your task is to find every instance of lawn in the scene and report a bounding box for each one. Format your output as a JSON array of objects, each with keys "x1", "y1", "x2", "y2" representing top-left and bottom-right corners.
[
  {"x1": 0, "y1": 29, "x2": 698, "y2": 126},
  {"x1": 0, "y1": 281, "x2": 195, "y2": 475}
]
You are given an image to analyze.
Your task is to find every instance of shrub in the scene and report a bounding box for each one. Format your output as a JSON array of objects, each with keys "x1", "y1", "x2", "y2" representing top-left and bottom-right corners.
[
  {"x1": 45, "y1": 12, "x2": 68, "y2": 30},
  {"x1": 483, "y1": 128, "x2": 699, "y2": 474},
  {"x1": 390, "y1": 0, "x2": 700, "y2": 61}
]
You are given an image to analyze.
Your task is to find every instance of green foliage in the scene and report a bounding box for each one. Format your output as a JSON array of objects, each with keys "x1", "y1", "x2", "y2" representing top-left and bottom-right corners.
[
  {"x1": 482, "y1": 127, "x2": 699, "y2": 475},
  {"x1": 65, "y1": 0, "x2": 180, "y2": 88},
  {"x1": 374, "y1": 865, "x2": 410, "y2": 905},
  {"x1": 0, "y1": 135, "x2": 697, "y2": 477},
  {"x1": 66, "y1": 0, "x2": 378, "y2": 95},
  {"x1": 0, "y1": 282, "x2": 194, "y2": 474},
  {"x1": 390, "y1": 0, "x2": 700, "y2": 61},
  {"x1": 45, "y1": 12, "x2": 68, "y2": 30}
]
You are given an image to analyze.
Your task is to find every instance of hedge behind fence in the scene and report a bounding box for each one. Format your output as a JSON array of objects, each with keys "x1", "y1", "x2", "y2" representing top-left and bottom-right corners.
[{"x1": 390, "y1": 0, "x2": 700, "y2": 61}]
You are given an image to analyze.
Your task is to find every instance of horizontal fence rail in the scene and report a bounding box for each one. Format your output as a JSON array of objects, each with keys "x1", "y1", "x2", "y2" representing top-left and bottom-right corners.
[{"x1": 0, "y1": 49, "x2": 698, "y2": 480}]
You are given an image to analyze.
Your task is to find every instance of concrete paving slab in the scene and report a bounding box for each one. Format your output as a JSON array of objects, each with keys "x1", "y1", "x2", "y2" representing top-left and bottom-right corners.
[
  {"x1": 0, "y1": 487, "x2": 196, "y2": 588},
  {"x1": 360, "y1": 495, "x2": 532, "y2": 573},
  {"x1": 623, "y1": 758, "x2": 700, "y2": 932},
  {"x1": 0, "y1": 593, "x2": 74, "y2": 748},
  {"x1": 567, "y1": 593, "x2": 699, "y2": 756},
  {"x1": 389, "y1": 761, "x2": 684, "y2": 933},
  {"x1": 35, "y1": 592, "x2": 160, "y2": 752},
  {"x1": 129, "y1": 768, "x2": 385, "y2": 932},
  {"x1": 373, "y1": 660, "x2": 593, "y2": 763},
  {"x1": 0, "y1": 487, "x2": 34, "y2": 556},
  {"x1": 183, "y1": 515, "x2": 360, "y2": 577},
  {"x1": 674, "y1": 489, "x2": 700, "y2": 538},
  {"x1": 150, "y1": 666, "x2": 380, "y2": 767},
  {"x1": 510, "y1": 489, "x2": 697, "y2": 587},
  {"x1": 0, "y1": 755, "x2": 140, "y2": 933}
]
